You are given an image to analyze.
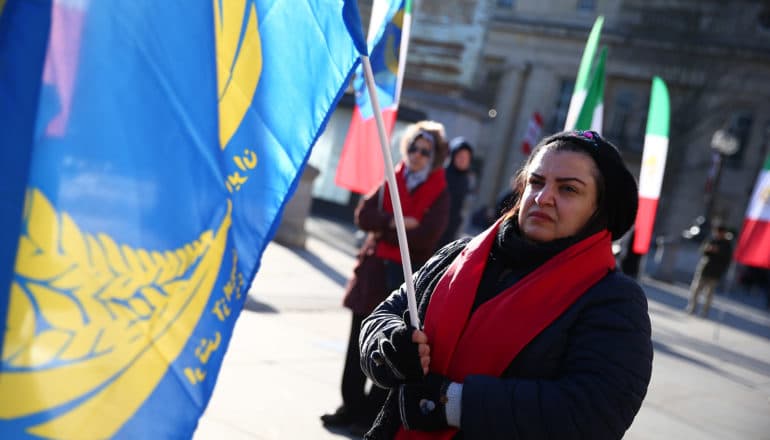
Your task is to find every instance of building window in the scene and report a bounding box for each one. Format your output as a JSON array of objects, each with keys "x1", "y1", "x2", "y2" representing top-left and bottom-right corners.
[
  {"x1": 497, "y1": 0, "x2": 515, "y2": 8},
  {"x1": 546, "y1": 79, "x2": 574, "y2": 134},
  {"x1": 577, "y1": 0, "x2": 595, "y2": 11}
]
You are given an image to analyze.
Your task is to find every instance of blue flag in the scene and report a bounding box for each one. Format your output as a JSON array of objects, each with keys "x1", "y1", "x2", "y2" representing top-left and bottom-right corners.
[
  {"x1": 354, "y1": 0, "x2": 404, "y2": 119},
  {"x1": 335, "y1": 0, "x2": 405, "y2": 194},
  {"x1": 0, "y1": 0, "x2": 364, "y2": 438}
]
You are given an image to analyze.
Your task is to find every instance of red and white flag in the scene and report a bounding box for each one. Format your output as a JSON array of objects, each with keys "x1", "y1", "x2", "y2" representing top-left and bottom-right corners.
[
  {"x1": 734, "y1": 153, "x2": 770, "y2": 268},
  {"x1": 521, "y1": 111, "x2": 543, "y2": 155}
]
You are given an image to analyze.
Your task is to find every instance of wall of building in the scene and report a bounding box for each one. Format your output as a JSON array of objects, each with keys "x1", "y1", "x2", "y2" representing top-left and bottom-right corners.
[{"x1": 338, "y1": 0, "x2": 770, "y2": 243}]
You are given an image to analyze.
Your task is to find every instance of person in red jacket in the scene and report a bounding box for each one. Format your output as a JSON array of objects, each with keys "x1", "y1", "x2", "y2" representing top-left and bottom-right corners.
[
  {"x1": 322, "y1": 120, "x2": 450, "y2": 436},
  {"x1": 360, "y1": 130, "x2": 652, "y2": 439}
]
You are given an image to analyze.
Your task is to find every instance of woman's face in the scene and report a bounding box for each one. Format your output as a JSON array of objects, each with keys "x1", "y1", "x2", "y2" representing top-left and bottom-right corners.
[
  {"x1": 406, "y1": 136, "x2": 433, "y2": 172},
  {"x1": 452, "y1": 149, "x2": 472, "y2": 171},
  {"x1": 517, "y1": 148, "x2": 599, "y2": 243}
]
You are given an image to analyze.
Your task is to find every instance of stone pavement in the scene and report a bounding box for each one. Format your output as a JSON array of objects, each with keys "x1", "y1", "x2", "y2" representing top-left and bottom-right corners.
[{"x1": 194, "y1": 216, "x2": 770, "y2": 439}]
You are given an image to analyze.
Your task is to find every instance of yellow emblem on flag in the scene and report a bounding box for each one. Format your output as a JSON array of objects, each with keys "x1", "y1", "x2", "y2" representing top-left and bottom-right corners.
[
  {"x1": 215, "y1": 0, "x2": 262, "y2": 150},
  {"x1": 1, "y1": 189, "x2": 231, "y2": 438},
  {"x1": 383, "y1": 9, "x2": 404, "y2": 75}
]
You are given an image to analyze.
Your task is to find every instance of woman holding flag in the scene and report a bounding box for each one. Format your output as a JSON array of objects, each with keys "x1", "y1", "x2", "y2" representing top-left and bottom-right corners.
[
  {"x1": 359, "y1": 130, "x2": 653, "y2": 439},
  {"x1": 323, "y1": 120, "x2": 450, "y2": 435}
]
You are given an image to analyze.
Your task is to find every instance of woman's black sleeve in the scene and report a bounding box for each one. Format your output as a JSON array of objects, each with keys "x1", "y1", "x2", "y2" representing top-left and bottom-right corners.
[
  {"x1": 359, "y1": 285, "x2": 412, "y2": 389},
  {"x1": 359, "y1": 239, "x2": 469, "y2": 389}
]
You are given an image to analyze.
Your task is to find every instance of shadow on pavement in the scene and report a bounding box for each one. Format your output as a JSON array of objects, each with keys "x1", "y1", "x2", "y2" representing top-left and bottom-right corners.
[
  {"x1": 242, "y1": 295, "x2": 279, "y2": 314},
  {"x1": 653, "y1": 325, "x2": 770, "y2": 381},
  {"x1": 288, "y1": 246, "x2": 350, "y2": 288},
  {"x1": 651, "y1": 340, "x2": 762, "y2": 388},
  {"x1": 312, "y1": 232, "x2": 360, "y2": 259},
  {"x1": 306, "y1": 216, "x2": 360, "y2": 258},
  {"x1": 642, "y1": 279, "x2": 770, "y2": 340}
]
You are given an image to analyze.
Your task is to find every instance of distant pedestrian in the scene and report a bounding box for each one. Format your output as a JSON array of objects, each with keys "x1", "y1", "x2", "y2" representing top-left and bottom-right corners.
[
  {"x1": 469, "y1": 175, "x2": 518, "y2": 231},
  {"x1": 321, "y1": 120, "x2": 450, "y2": 436},
  {"x1": 437, "y1": 137, "x2": 474, "y2": 248},
  {"x1": 359, "y1": 130, "x2": 652, "y2": 439},
  {"x1": 686, "y1": 224, "x2": 733, "y2": 317}
]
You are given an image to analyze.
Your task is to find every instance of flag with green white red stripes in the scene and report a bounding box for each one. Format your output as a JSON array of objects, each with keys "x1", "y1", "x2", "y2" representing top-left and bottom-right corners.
[{"x1": 734, "y1": 153, "x2": 770, "y2": 268}]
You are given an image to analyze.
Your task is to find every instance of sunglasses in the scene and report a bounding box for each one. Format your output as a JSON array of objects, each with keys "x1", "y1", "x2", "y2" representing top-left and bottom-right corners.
[{"x1": 407, "y1": 144, "x2": 432, "y2": 158}]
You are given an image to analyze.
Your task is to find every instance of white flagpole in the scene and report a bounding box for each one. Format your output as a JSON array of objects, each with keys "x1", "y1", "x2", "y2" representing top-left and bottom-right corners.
[
  {"x1": 360, "y1": 55, "x2": 420, "y2": 328},
  {"x1": 393, "y1": 2, "x2": 412, "y2": 105}
]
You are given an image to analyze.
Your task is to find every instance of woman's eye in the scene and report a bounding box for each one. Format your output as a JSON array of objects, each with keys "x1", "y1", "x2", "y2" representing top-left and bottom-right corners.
[{"x1": 561, "y1": 185, "x2": 577, "y2": 193}]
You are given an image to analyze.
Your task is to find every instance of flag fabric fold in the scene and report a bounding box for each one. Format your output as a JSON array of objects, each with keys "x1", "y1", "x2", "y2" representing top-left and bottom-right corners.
[
  {"x1": 335, "y1": 0, "x2": 407, "y2": 195},
  {"x1": 633, "y1": 76, "x2": 670, "y2": 254},
  {"x1": 0, "y1": 0, "x2": 364, "y2": 438},
  {"x1": 734, "y1": 154, "x2": 770, "y2": 269},
  {"x1": 0, "y1": 0, "x2": 51, "y2": 363},
  {"x1": 573, "y1": 46, "x2": 607, "y2": 133},
  {"x1": 564, "y1": 16, "x2": 604, "y2": 131}
]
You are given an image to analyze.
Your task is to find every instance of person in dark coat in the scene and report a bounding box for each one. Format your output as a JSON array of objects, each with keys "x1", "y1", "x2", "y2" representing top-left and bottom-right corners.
[
  {"x1": 686, "y1": 225, "x2": 733, "y2": 317},
  {"x1": 358, "y1": 130, "x2": 653, "y2": 439},
  {"x1": 437, "y1": 138, "x2": 474, "y2": 248},
  {"x1": 469, "y1": 175, "x2": 518, "y2": 231},
  {"x1": 321, "y1": 120, "x2": 450, "y2": 436}
]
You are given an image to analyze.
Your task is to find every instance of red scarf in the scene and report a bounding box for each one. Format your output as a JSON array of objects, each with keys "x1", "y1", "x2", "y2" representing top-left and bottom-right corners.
[
  {"x1": 375, "y1": 162, "x2": 446, "y2": 263},
  {"x1": 396, "y1": 219, "x2": 615, "y2": 439}
]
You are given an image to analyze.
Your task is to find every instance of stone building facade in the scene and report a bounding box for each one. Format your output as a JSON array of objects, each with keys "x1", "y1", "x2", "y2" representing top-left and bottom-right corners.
[{"x1": 312, "y1": 0, "x2": 770, "y2": 242}]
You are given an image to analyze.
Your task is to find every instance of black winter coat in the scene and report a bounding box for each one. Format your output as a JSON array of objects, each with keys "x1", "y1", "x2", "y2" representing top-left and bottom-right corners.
[
  {"x1": 360, "y1": 237, "x2": 653, "y2": 440},
  {"x1": 437, "y1": 165, "x2": 471, "y2": 248}
]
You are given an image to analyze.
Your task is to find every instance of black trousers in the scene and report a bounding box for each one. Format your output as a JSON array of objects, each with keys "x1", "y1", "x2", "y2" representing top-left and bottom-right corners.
[{"x1": 341, "y1": 313, "x2": 389, "y2": 425}]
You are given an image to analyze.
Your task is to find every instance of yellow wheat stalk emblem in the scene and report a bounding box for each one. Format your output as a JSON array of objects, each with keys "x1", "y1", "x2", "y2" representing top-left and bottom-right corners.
[
  {"x1": 215, "y1": 0, "x2": 262, "y2": 150},
  {"x1": 0, "y1": 189, "x2": 231, "y2": 438}
]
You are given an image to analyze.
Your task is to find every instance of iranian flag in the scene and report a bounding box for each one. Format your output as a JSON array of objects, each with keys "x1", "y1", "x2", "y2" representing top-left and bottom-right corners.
[
  {"x1": 633, "y1": 76, "x2": 670, "y2": 254},
  {"x1": 521, "y1": 111, "x2": 543, "y2": 155},
  {"x1": 573, "y1": 46, "x2": 606, "y2": 133},
  {"x1": 564, "y1": 16, "x2": 604, "y2": 131},
  {"x1": 734, "y1": 153, "x2": 770, "y2": 268},
  {"x1": 335, "y1": 0, "x2": 410, "y2": 194}
]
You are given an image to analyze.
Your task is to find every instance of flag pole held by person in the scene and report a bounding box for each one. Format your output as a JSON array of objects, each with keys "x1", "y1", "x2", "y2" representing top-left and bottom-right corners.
[{"x1": 360, "y1": 55, "x2": 420, "y2": 327}]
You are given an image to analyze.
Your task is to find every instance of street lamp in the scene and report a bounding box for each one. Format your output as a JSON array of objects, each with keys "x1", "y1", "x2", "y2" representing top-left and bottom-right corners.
[
  {"x1": 702, "y1": 129, "x2": 739, "y2": 231},
  {"x1": 711, "y1": 129, "x2": 740, "y2": 155},
  {"x1": 683, "y1": 129, "x2": 739, "y2": 241}
]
